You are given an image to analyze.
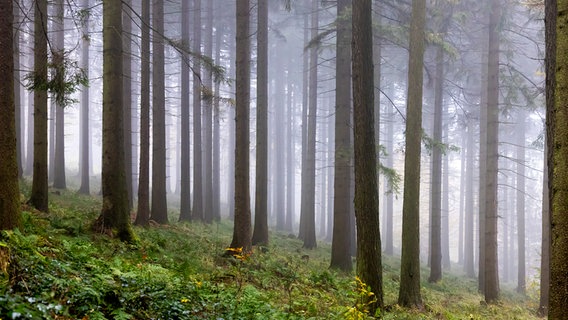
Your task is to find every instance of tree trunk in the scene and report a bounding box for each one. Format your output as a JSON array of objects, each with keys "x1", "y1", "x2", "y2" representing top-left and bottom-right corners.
[
  {"x1": 286, "y1": 77, "x2": 295, "y2": 232},
  {"x1": 252, "y1": 0, "x2": 269, "y2": 245},
  {"x1": 150, "y1": 0, "x2": 168, "y2": 224},
  {"x1": 464, "y1": 121, "x2": 476, "y2": 277},
  {"x1": 549, "y1": 0, "x2": 568, "y2": 316},
  {"x1": 52, "y1": 0, "x2": 66, "y2": 190},
  {"x1": 330, "y1": 0, "x2": 352, "y2": 271},
  {"x1": 515, "y1": 111, "x2": 526, "y2": 294},
  {"x1": 428, "y1": 44, "x2": 444, "y2": 283},
  {"x1": 29, "y1": 0, "x2": 49, "y2": 212},
  {"x1": 123, "y1": 0, "x2": 133, "y2": 209},
  {"x1": 212, "y1": 20, "x2": 222, "y2": 222},
  {"x1": 203, "y1": 0, "x2": 214, "y2": 223},
  {"x1": 230, "y1": 0, "x2": 252, "y2": 251},
  {"x1": 97, "y1": 0, "x2": 135, "y2": 242},
  {"x1": 301, "y1": 0, "x2": 319, "y2": 250},
  {"x1": 398, "y1": 0, "x2": 426, "y2": 309},
  {"x1": 483, "y1": 0, "x2": 501, "y2": 303},
  {"x1": 298, "y1": 11, "x2": 309, "y2": 239},
  {"x1": 78, "y1": 0, "x2": 90, "y2": 195},
  {"x1": 352, "y1": 0, "x2": 383, "y2": 313},
  {"x1": 13, "y1": 2, "x2": 22, "y2": 178},
  {"x1": 539, "y1": 0, "x2": 554, "y2": 313},
  {"x1": 0, "y1": 0, "x2": 21, "y2": 230},
  {"x1": 192, "y1": 0, "x2": 203, "y2": 221},
  {"x1": 179, "y1": 0, "x2": 192, "y2": 222},
  {"x1": 135, "y1": 0, "x2": 151, "y2": 226}
]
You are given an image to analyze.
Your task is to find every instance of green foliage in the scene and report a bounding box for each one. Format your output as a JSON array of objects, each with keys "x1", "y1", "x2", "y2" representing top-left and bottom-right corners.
[
  {"x1": 0, "y1": 185, "x2": 542, "y2": 319},
  {"x1": 24, "y1": 52, "x2": 88, "y2": 107}
]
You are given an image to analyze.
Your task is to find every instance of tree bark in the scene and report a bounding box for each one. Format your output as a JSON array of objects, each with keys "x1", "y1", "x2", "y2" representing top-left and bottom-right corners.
[
  {"x1": 135, "y1": 0, "x2": 151, "y2": 226},
  {"x1": 179, "y1": 0, "x2": 192, "y2": 222},
  {"x1": 330, "y1": 0, "x2": 353, "y2": 271},
  {"x1": 398, "y1": 0, "x2": 426, "y2": 309},
  {"x1": 150, "y1": 0, "x2": 168, "y2": 224},
  {"x1": 97, "y1": 0, "x2": 135, "y2": 242},
  {"x1": 230, "y1": 0, "x2": 252, "y2": 251},
  {"x1": 252, "y1": 0, "x2": 269, "y2": 245},
  {"x1": 29, "y1": 0, "x2": 49, "y2": 212},
  {"x1": 0, "y1": 0, "x2": 21, "y2": 230},
  {"x1": 123, "y1": 0, "x2": 133, "y2": 209}
]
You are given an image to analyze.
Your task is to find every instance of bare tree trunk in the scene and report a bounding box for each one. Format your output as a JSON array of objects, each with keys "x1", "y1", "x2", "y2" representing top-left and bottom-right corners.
[
  {"x1": 483, "y1": 0, "x2": 501, "y2": 303},
  {"x1": 286, "y1": 78, "x2": 295, "y2": 232},
  {"x1": 203, "y1": 0, "x2": 214, "y2": 223},
  {"x1": 230, "y1": 0, "x2": 252, "y2": 251},
  {"x1": 52, "y1": 0, "x2": 66, "y2": 190},
  {"x1": 98, "y1": 0, "x2": 135, "y2": 242},
  {"x1": 252, "y1": 0, "x2": 269, "y2": 245},
  {"x1": 123, "y1": 0, "x2": 133, "y2": 209},
  {"x1": 150, "y1": 0, "x2": 168, "y2": 224},
  {"x1": 29, "y1": 0, "x2": 49, "y2": 212},
  {"x1": 428, "y1": 44, "x2": 444, "y2": 283},
  {"x1": 78, "y1": 0, "x2": 91, "y2": 195},
  {"x1": 298, "y1": 10, "x2": 309, "y2": 239},
  {"x1": 135, "y1": 0, "x2": 150, "y2": 226},
  {"x1": 515, "y1": 111, "x2": 526, "y2": 294},
  {"x1": 179, "y1": 0, "x2": 192, "y2": 222},
  {"x1": 352, "y1": 0, "x2": 383, "y2": 312},
  {"x1": 0, "y1": 0, "x2": 21, "y2": 230},
  {"x1": 330, "y1": 0, "x2": 352, "y2": 271},
  {"x1": 192, "y1": 0, "x2": 204, "y2": 221},
  {"x1": 398, "y1": 0, "x2": 426, "y2": 309},
  {"x1": 13, "y1": 2, "x2": 22, "y2": 178},
  {"x1": 212, "y1": 20, "x2": 222, "y2": 222},
  {"x1": 300, "y1": 0, "x2": 319, "y2": 250},
  {"x1": 464, "y1": 121, "x2": 476, "y2": 277}
]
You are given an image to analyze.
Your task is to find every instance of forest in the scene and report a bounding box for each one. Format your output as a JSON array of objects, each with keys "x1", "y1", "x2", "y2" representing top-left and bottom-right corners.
[{"x1": 0, "y1": 0, "x2": 566, "y2": 319}]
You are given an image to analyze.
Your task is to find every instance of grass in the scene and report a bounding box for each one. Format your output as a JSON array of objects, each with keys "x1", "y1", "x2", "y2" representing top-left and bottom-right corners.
[{"x1": 0, "y1": 186, "x2": 542, "y2": 319}]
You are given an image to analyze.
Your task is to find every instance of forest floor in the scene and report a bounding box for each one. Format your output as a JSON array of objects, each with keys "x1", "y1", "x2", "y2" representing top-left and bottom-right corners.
[{"x1": 0, "y1": 186, "x2": 542, "y2": 319}]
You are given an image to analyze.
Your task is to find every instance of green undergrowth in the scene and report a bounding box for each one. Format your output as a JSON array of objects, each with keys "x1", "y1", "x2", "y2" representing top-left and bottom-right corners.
[{"x1": 0, "y1": 188, "x2": 541, "y2": 319}]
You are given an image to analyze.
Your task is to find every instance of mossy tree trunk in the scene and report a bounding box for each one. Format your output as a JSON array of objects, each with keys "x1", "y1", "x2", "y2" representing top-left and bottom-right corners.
[
  {"x1": 352, "y1": 0, "x2": 383, "y2": 313},
  {"x1": 0, "y1": 0, "x2": 21, "y2": 230},
  {"x1": 549, "y1": 0, "x2": 568, "y2": 316}
]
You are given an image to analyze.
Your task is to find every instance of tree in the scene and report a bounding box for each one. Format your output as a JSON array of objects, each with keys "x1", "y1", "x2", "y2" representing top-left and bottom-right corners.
[
  {"x1": 192, "y1": 0, "x2": 204, "y2": 221},
  {"x1": 151, "y1": 0, "x2": 168, "y2": 224},
  {"x1": 0, "y1": 0, "x2": 21, "y2": 230},
  {"x1": 229, "y1": 0, "x2": 252, "y2": 251},
  {"x1": 123, "y1": 0, "x2": 133, "y2": 209},
  {"x1": 135, "y1": 0, "x2": 151, "y2": 226},
  {"x1": 252, "y1": 0, "x2": 269, "y2": 245},
  {"x1": 178, "y1": 0, "x2": 192, "y2": 222},
  {"x1": 95, "y1": 0, "x2": 135, "y2": 242},
  {"x1": 29, "y1": 0, "x2": 49, "y2": 212},
  {"x1": 398, "y1": 0, "x2": 426, "y2": 309},
  {"x1": 352, "y1": 0, "x2": 383, "y2": 313},
  {"x1": 52, "y1": 0, "x2": 66, "y2": 190},
  {"x1": 14, "y1": 1, "x2": 22, "y2": 179},
  {"x1": 330, "y1": 0, "x2": 353, "y2": 272},
  {"x1": 539, "y1": 0, "x2": 554, "y2": 314},
  {"x1": 483, "y1": 0, "x2": 501, "y2": 303},
  {"x1": 77, "y1": 0, "x2": 90, "y2": 195},
  {"x1": 515, "y1": 110, "x2": 526, "y2": 294},
  {"x1": 299, "y1": 0, "x2": 318, "y2": 249},
  {"x1": 548, "y1": 0, "x2": 568, "y2": 315},
  {"x1": 203, "y1": 0, "x2": 214, "y2": 223}
]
